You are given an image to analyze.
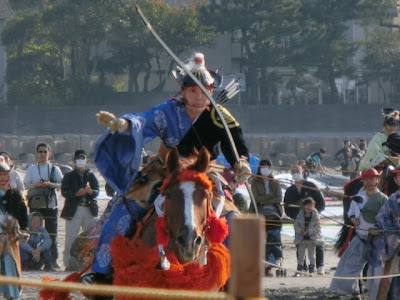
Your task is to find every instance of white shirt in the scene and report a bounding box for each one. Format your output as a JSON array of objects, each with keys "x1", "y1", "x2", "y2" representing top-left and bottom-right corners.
[
  {"x1": 23, "y1": 163, "x2": 63, "y2": 190},
  {"x1": 10, "y1": 169, "x2": 25, "y2": 192},
  {"x1": 348, "y1": 190, "x2": 375, "y2": 238}
]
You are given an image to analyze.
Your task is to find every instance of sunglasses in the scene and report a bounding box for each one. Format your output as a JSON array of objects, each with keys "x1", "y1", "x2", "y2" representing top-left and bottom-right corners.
[{"x1": 38, "y1": 150, "x2": 48, "y2": 154}]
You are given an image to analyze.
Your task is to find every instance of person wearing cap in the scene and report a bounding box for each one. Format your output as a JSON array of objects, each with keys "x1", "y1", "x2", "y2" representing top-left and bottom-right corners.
[
  {"x1": 305, "y1": 148, "x2": 327, "y2": 175},
  {"x1": 367, "y1": 165, "x2": 400, "y2": 299},
  {"x1": 359, "y1": 108, "x2": 399, "y2": 171},
  {"x1": 60, "y1": 150, "x2": 99, "y2": 271},
  {"x1": 23, "y1": 143, "x2": 63, "y2": 269},
  {"x1": 0, "y1": 161, "x2": 28, "y2": 299},
  {"x1": 330, "y1": 168, "x2": 388, "y2": 300},
  {"x1": 86, "y1": 52, "x2": 250, "y2": 284},
  {"x1": 0, "y1": 151, "x2": 25, "y2": 192}
]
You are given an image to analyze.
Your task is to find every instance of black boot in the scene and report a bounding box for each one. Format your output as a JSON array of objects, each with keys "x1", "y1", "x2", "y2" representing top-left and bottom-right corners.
[{"x1": 81, "y1": 272, "x2": 113, "y2": 300}]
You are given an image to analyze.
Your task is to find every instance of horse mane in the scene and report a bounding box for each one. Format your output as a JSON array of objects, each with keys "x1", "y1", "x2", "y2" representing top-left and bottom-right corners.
[{"x1": 160, "y1": 168, "x2": 212, "y2": 195}]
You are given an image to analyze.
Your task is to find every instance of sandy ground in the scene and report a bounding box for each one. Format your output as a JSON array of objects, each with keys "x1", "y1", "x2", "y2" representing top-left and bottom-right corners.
[{"x1": 13, "y1": 168, "x2": 358, "y2": 299}]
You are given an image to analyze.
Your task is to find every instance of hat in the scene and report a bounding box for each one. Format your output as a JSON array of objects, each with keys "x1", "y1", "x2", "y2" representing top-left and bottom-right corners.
[
  {"x1": 383, "y1": 132, "x2": 400, "y2": 155},
  {"x1": 222, "y1": 168, "x2": 237, "y2": 183},
  {"x1": 74, "y1": 150, "x2": 87, "y2": 159},
  {"x1": 0, "y1": 162, "x2": 10, "y2": 173},
  {"x1": 382, "y1": 108, "x2": 400, "y2": 126},
  {"x1": 172, "y1": 53, "x2": 222, "y2": 88},
  {"x1": 362, "y1": 168, "x2": 382, "y2": 179}
]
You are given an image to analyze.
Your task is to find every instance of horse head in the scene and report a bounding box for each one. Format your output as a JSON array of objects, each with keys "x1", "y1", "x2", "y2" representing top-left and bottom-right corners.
[
  {"x1": 126, "y1": 154, "x2": 168, "y2": 208},
  {"x1": 160, "y1": 147, "x2": 213, "y2": 264}
]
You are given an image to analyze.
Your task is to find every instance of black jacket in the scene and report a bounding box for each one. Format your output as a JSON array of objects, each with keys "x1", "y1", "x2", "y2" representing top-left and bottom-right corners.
[
  {"x1": 0, "y1": 188, "x2": 28, "y2": 230},
  {"x1": 283, "y1": 180, "x2": 325, "y2": 220},
  {"x1": 177, "y1": 105, "x2": 249, "y2": 167},
  {"x1": 60, "y1": 168, "x2": 99, "y2": 220}
]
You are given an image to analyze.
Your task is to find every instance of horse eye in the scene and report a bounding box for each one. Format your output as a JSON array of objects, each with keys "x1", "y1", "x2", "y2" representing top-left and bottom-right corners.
[{"x1": 135, "y1": 171, "x2": 148, "y2": 184}]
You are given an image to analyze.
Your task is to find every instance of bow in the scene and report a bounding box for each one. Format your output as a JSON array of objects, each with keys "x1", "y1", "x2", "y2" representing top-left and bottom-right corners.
[{"x1": 135, "y1": 6, "x2": 258, "y2": 215}]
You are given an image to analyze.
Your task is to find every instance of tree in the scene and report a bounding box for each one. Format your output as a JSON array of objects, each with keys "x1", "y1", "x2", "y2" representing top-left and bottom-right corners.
[
  {"x1": 3, "y1": 0, "x2": 216, "y2": 103},
  {"x1": 107, "y1": 0, "x2": 216, "y2": 93},
  {"x1": 361, "y1": 27, "x2": 400, "y2": 103},
  {"x1": 201, "y1": 0, "x2": 303, "y2": 104}
]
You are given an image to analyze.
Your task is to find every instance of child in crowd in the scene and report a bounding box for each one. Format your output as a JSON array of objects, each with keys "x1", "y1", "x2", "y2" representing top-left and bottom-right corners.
[
  {"x1": 19, "y1": 212, "x2": 53, "y2": 271},
  {"x1": 294, "y1": 197, "x2": 324, "y2": 277}
]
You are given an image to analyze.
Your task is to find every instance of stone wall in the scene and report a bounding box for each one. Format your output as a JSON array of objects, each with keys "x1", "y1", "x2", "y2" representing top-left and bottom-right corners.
[
  {"x1": 0, "y1": 133, "x2": 369, "y2": 169},
  {"x1": 0, "y1": 101, "x2": 384, "y2": 168}
]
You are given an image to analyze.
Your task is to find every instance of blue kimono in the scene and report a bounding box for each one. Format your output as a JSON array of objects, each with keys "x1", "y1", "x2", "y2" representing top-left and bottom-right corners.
[
  {"x1": 95, "y1": 98, "x2": 193, "y2": 196},
  {"x1": 93, "y1": 99, "x2": 193, "y2": 274}
]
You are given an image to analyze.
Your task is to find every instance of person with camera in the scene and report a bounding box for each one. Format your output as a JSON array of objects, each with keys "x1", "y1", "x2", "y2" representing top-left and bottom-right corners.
[
  {"x1": 60, "y1": 150, "x2": 99, "y2": 271},
  {"x1": 23, "y1": 143, "x2": 63, "y2": 269}
]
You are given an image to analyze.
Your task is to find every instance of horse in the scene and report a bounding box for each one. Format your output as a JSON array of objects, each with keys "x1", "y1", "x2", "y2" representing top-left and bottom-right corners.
[
  {"x1": 40, "y1": 147, "x2": 232, "y2": 300},
  {"x1": 109, "y1": 147, "x2": 231, "y2": 297}
]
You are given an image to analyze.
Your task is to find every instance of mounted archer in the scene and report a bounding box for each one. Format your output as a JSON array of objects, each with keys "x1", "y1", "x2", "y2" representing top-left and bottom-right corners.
[{"x1": 88, "y1": 52, "x2": 251, "y2": 288}]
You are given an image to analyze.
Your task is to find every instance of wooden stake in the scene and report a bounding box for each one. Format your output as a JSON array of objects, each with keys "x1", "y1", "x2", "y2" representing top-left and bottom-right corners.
[{"x1": 229, "y1": 215, "x2": 265, "y2": 298}]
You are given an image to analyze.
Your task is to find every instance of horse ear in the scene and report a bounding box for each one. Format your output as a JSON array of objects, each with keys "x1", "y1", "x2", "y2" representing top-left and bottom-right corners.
[
  {"x1": 157, "y1": 141, "x2": 169, "y2": 163},
  {"x1": 193, "y1": 147, "x2": 210, "y2": 173},
  {"x1": 166, "y1": 147, "x2": 180, "y2": 173}
]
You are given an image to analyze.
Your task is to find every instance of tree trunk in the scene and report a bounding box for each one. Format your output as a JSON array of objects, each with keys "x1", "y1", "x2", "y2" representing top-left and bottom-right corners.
[
  {"x1": 128, "y1": 63, "x2": 134, "y2": 93},
  {"x1": 328, "y1": 63, "x2": 339, "y2": 103},
  {"x1": 143, "y1": 60, "x2": 152, "y2": 93},
  {"x1": 152, "y1": 59, "x2": 174, "y2": 92}
]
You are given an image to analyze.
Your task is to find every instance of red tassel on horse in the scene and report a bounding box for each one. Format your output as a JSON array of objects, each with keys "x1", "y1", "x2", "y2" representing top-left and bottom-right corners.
[
  {"x1": 155, "y1": 216, "x2": 170, "y2": 247},
  {"x1": 38, "y1": 272, "x2": 82, "y2": 300},
  {"x1": 205, "y1": 215, "x2": 229, "y2": 244}
]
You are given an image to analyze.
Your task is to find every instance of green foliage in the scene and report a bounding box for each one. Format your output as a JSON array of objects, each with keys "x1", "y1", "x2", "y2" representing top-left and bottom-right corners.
[
  {"x1": 202, "y1": 0, "x2": 399, "y2": 104},
  {"x1": 361, "y1": 27, "x2": 400, "y2": 103},
  {"x1": 3, "y1": 0, "x2": 215, "y2": 104}
]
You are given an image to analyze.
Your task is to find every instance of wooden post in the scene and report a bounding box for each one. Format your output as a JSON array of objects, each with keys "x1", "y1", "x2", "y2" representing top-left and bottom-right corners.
[{"x1": 229, "y1": 215, "x2": 265, "y2": 298}]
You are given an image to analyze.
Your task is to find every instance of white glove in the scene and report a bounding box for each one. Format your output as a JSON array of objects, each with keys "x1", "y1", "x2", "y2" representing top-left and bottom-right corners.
[
  {"x1": 235, "y1": 156, "x2": 251, "y2": 184},
  {"x1": 96, "y1": 111, "x2": 129, "y2": 134}
]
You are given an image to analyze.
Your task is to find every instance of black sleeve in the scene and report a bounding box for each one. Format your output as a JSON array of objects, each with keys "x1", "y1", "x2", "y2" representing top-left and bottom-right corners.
[
  {"x1": 283, "y1": 187, "x2": 299, "y2": 219},
  {"x1": 220, "y1": 126, "x2": 249, "y2": 168},
  {"x1": 306, "y1": 182, "x2": 325, "y2": 212},
  {"x1": 335, "y1": 149, "x2": 343, "y2": 160},
  {"x1": 14, "y1": 190, "x2": 28, "y2": 230},
  {"x1": 88, "y1": 171, "x2": 100, "y2": 198},
  {"x1": 61, "y1": 172, "x2": 76, "y2": 199}
]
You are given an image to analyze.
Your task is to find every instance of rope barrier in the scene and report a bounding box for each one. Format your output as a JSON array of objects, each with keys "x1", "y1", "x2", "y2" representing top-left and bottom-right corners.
[
  {"x1": 264, "y1": 260, "x2": 400, "y2": 280},
  {"x1": 0, "y1": 275, "x2": 227, "y2": 299}
]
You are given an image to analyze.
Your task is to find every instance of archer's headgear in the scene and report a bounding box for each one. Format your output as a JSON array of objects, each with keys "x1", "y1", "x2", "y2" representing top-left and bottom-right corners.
[
  {"x1": 382, "y1": 108, "x2": 400, "y2": 126},
  {"x1": 172, "y1": 53, "x2": 222, "y2": 88},
  {"x1": 362, "y1": 168, "x2": 382, "y2": 179}
]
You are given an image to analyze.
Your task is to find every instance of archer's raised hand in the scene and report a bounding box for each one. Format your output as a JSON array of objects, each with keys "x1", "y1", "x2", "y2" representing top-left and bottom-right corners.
[{"x1": 96, "y1": 111, "x2": 129, "y2": 134}]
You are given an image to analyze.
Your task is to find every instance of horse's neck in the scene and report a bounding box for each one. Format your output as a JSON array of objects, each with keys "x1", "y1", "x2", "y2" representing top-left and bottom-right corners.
[{"x1": 139, "y1": 211, "x2": 158, "y2": 248}]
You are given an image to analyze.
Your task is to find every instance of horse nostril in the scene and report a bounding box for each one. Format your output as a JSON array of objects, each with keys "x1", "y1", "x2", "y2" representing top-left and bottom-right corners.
[
  {"x1": 194, "y1": 236, "x2": 202, "y2": 247},
  {"x1": 177, "y1": 235, "x2": 186, "y2": 247}
]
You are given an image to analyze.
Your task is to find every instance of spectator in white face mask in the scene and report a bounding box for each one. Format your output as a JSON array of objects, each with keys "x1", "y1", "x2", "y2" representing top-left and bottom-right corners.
[
  {"x1": 284, "y1": 165, "x2": 326, "y2": 275},
  {"x1": 251, "y1": 158, "x2": 283, "y2": 277},
  {"x1": 250, "y1": 158, "x2": 283, "y2": 217},
  {"x1": 60, "y1": 150, "x2": 99, "y2": 271}
]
